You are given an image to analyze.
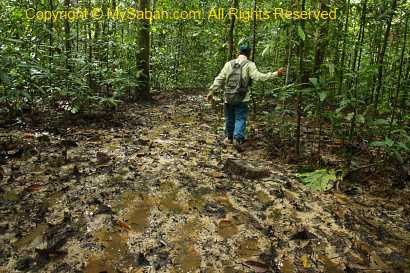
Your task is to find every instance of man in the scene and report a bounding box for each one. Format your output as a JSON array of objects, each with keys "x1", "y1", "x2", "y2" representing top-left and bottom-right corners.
[{"x1": 206, "y1": 44, "x2": 285, "y2": 147}]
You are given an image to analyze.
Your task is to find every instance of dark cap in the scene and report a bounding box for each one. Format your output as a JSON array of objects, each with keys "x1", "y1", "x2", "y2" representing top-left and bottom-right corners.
[{"x1": 239, "y1": 44, "x2": 251, "y2": 56}]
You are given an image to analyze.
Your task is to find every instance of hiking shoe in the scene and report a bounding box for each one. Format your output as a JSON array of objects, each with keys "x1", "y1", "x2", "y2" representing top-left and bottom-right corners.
[
  {"x1": 223, "y1": 137, "x2": 233, "y2": 145},
  {"x1": 233, "y1": 138, "x2": 245, "y2": 149}
]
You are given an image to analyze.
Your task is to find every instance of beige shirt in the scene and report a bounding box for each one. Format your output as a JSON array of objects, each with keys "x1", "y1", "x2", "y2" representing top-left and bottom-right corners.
[{"x1": 209, "y1": 55, "x2": 279, "y2": 102}]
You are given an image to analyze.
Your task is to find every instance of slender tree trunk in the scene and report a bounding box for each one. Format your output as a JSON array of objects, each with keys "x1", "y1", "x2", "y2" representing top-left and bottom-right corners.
[
  {"x1": 313, "y1": 0, "x2": 328, "y2": 76},
  {"x1": 313, "y1": 0, "x2": 329, "y2": 161},
  {"x1": 250, "y1": 0, "x2": 257, "y2": 115},
  {"x1": 76, "y1": 0, "x2": 79, "y2": 53},
  {"x1": 400, "y1": 60, "x2": 410, "y2": 119},
  {"x1": 48, "y1": 0, "x2": 53, "y2": 58},
  {"x1": 137, "y1": 0, "x2": 151, "y2": 100},
  {"x1": 390, "y1": 13, "x2": 408, "y2": 128},
  {"x1": 87, "y1": 0, "x2": 93, "y2": 90},
  {"x1": 337, "y1": 0, "x2": 350, "y2": 95},
  {"x1": 355, "y1": 15, "x2": 366, "y2": 74},
  {"x1": 250, "y1": 0, "x2": 257, "y2": 61},
  {"x1": 111, "y1": 0, "x2": 117, "y2": 61},
  {"x1": 374, "y1": 0, "x2": 397, "y2": 110},
  {"x1": 227, "y1": 0, "x2": 239, "y2": 60},
  {"x1": 64, "y1": 0, "x2": 71, "y2": 73},
  {"x1": 351, "y1": 0, "x2": 367, "y2": 74},
  {"x1": 296, "y1": 0, "x2": 307, "y2": 157},
  {"x1": 344, "y1": 2, "x2": 367, "y2": 167},
  {"x1": 48, "y1": 0, "x2": 54, "y2": 91},
  {"x1": 369, "y1": 24, "x2": 382, "y2": 104}
]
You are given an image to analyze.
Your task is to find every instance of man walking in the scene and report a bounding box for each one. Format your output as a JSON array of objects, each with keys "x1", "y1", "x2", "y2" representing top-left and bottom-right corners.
[{"x1": 206, "y1": 44, "x2": 285, "y2": 147}]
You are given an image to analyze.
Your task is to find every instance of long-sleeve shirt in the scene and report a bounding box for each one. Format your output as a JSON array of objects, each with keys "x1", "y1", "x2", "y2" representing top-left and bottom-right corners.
[{"x1": 209, "y1": 55, "x2": 279, "y2": 103}]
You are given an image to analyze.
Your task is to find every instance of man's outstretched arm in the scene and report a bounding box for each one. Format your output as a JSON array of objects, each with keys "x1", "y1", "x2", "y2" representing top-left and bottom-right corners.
[{"x1": 249, "y1": 62, "x2": 285, "y2": 81}]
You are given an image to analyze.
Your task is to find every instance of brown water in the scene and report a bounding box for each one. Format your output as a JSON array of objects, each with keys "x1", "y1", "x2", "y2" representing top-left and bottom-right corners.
[
  {"x1": 114, "y1": 191, "x2": 153, "y2": 233},
  {"x1": 160, "y1": 191, "x2": 184, "y2": 213},
  {"x1": 124, "y1": 198, "x2": 152, "y2": 233},
  {"x1": 281, "y1": 258, "x2": 295, "y2": 273},
  {"x1": 84, "y1": 256, "x2": 116, "y2": 273},
  {"x1": 214, "y1": 193, "x2": 236, "y2": 212},
  {"x1": 84, "y1": 229, "x2": 130, "y2": 273},
  {"x1": 218, "y1": 220, "x2": 239, "y2": 238},
  {"x1": 173, "y1": 219, "x2": 202, "y2": 272},
  {"x1": 174, "y1": 241, "x2": 201, "y2": 273},
  {"x1": 237, "y1": 238, "x2": 259, "y2": 258},
  {"x1": 84, "y1": 186, "x2": 252, "y2": 272}
]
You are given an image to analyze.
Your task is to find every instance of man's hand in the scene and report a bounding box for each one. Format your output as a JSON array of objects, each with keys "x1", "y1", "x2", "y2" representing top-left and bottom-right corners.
[{"x1": 276, "y1": 67, "x2": 286, "y2": 77}]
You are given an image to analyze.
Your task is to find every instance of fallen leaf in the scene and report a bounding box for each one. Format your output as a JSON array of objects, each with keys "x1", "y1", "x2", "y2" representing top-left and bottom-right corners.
[
  {"x1": 23, "y1": 133, "x2": 34, "y2": 139},
  {"x1": 370, "y1": 251, "x2": 389, "y2": 269},
  {"x1": 243, "y1": 260, "x2": 269, "y2": 273},
  {"x1": 318, "y1": 255, "x2": 344, "y2": 273},
  {"x1": 131, "y1": 268, "x2": 144, "y2": 273},
  {"x1": 209, "y1": 171, "x2": 225, "y2": 178},
  {"x1": 296, "y1": 169, "x2": 336, "y2": 191},
  {"x1": 116, "y1": 220, "x2": 131, "y2": 231},
  {"x1": 335, "y1": 193, "x2": 349, "y2": 204},
  {"x1": 250, "y1": 219, "x2": 264, "y2": 230},
  {"x1": 281, "y1": 258, "x2": 295, "y2": 273},
  {"x1": 335, "y1": 139, "x2": 344, "y2": 145},
  {"x1": 96, "y1": 151, "x2": 111, "y2": 165},
  {"x1": 26, "y1": 184, "x2": 42, "y2": 192},
  {"x1": 4, "y1": 143, "x2": 18, "y2": 151},
  {"x1": 135, "y1": 151, "x2": 145, "y2": 157},
  {"x1": 301, "y1": 255, "x2": 311, "y2": 268}
]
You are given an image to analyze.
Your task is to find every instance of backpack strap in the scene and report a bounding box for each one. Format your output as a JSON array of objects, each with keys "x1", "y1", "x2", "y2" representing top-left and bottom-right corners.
[
  {"x1": 239, "y1": 60, "x2": 249, "y2": 86},
  {"x1": 230, "y1": 59, "x2": 239, "y2": 69},
  {"x1": 230, "y1": 59, "x2": 249, "y2": 69}
]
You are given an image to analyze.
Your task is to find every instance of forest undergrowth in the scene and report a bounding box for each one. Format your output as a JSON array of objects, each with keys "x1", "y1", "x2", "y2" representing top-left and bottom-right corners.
[{"x1": 0, "y1": 91, "x2": 409, "y2": 273}]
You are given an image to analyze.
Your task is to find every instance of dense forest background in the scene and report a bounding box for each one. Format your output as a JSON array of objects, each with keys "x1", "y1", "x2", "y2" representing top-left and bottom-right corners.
[
  {"x1": 1, "y1": 0, "x2": 409, "y2": 170},
  {"x1": 1, "y1": 1, "x2": 410, "y2": 272}
]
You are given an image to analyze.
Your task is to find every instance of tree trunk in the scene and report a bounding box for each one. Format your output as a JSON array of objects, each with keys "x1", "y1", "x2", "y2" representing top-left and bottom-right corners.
[
  {"x1": 374, "y1": 0, "x2": 397, "y2": 110},
  {"x1": 351, "y1": 0, "x2": 367, "y2": 74},
  {"x1": 137, "y1": 0, "x2": 151, "y2": 100},
  {"x1": 250, "y1": 0, "x2": 257, "y2": 115},
  {"x1": 337, "y1": 0, "x2": 350, "y2": 95},
  {"x1": 250, "y1": 0, "x2": 257, "y2": 61},
  {"x1": 296, "y1": 0, "x2": 307, "y2": 157},
  {"x1": 227, "y1": 0, "x2": 239, "y2": 60},
  {"x1": 390, "y1": 13, "x2": 408, "y2": 128},
  {"x1": 64, "y1": 0, "x2": 71, "y2": 55},
  {"x1": 313, "y1": 0, "x2": 328, "y2": 76}
]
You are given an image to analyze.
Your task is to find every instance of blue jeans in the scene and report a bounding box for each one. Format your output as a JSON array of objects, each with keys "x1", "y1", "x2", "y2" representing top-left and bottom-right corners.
[{"x1": 224, "y1": 102, "x2": 249, "y2": 141}]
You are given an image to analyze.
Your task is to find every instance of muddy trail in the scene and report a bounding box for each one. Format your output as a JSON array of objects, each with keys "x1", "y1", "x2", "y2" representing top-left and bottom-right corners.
[{"x1": 1, "y1": 93, "x2": 410, "y2": 273}]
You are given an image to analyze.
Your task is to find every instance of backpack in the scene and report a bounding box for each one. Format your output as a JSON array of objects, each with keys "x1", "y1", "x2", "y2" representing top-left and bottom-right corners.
[{"x1": 224, "y1": 60, "x2": 249, "y2": 104}]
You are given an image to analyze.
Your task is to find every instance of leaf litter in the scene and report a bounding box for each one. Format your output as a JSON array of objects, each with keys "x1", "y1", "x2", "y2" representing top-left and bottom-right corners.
[{"x1": 0, "y1": 93, "x2": 409, "y2": 272}]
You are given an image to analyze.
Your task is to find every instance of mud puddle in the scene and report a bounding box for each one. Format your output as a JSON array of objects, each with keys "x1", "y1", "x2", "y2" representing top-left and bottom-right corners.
[{"x1": 85, "y1": 229, "x2": 131, "y2": 273}]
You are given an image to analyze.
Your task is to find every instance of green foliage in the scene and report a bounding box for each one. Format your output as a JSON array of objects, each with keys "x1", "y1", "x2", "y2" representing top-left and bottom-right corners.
[
  {"x1": 0, "y1": 0, "x2": 408, "y2": 173},
  {"x1": 296, "y1": 169, "x2": 337, "y2": 191},
  {"x1": 370, "y1": 130, "x2": 410, "y2": 164},
  {"x1": 297, "y1": 25, "x2": 306, "y2": 41}
]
